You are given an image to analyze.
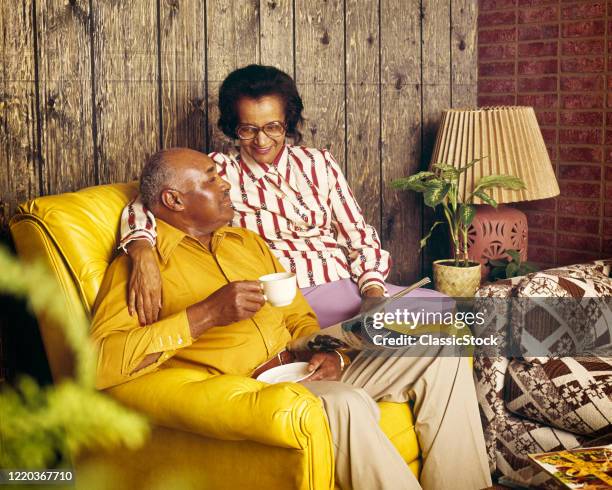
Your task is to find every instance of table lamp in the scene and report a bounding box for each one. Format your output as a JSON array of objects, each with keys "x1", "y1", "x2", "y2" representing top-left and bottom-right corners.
[{"x1": 430, "y1": 106, "x2": 559, "y2": 272}]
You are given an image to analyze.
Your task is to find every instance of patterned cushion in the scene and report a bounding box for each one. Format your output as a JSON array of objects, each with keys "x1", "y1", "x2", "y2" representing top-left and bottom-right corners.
[
  {"x1": 512, "y1": 269, "x2": 612, "y2": 358},
  {"x1": 476, "y1": 276, "x2": 524, "y2": 297},
  {"x1": 548, "y1": 260, "x2": 611, "y2": 278},
  {"x1": 594, "y1": 259, "x2": 612, "y2": 277},
  {"x1": 504, "y1": 356, "x2": 612, "y2": 437},
  {"x1": 474, "y1": 354, "x2": 589, "y2": 488},
  {"x1": 474, "y1": 280, "x2": 521, "y2": 357},
  {"x1": 516, "y1": 266, "x2": 612, "y2": 298},
  {"x1": 491, "y1": 414, "x2": 586, "y2": 489}
]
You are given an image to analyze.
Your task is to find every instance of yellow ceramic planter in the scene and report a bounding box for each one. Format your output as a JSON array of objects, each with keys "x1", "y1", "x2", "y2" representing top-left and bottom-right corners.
[{"x1": 433, "y1": 259, "x2": 481, "y2": 297}]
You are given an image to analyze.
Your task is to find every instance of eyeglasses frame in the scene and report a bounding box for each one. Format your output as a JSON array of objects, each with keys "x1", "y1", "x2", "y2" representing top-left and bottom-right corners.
[{"x1": 235, "y1": 121, "x2": 287, "y2": 141}]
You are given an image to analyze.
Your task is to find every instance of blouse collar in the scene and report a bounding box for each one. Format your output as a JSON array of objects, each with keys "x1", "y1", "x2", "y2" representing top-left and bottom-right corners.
[{"x1": 238, "y1": 144, "x2": 290, "y2": 186}]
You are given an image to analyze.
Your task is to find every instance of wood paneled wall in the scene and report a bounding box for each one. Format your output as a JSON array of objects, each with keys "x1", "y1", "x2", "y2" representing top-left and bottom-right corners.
[{"x1": 0, "y1": 0, "x2": 476, "y2": 283}]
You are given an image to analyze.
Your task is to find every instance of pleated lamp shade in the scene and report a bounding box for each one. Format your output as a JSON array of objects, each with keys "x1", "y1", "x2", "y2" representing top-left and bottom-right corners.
[{"x1": 430, "y1": 106, "x2": 559, "y2": 204}]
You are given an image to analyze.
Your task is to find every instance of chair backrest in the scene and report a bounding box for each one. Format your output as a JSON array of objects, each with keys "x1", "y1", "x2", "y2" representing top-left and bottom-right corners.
[{"x1": 10, "y1": 182, "x2": 138, "y2": 381}]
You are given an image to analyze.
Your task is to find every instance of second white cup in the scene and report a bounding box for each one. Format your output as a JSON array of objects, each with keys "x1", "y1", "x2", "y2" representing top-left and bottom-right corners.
[{"x1": 259, "y1": 272, "x2": 297, "y2": 307}]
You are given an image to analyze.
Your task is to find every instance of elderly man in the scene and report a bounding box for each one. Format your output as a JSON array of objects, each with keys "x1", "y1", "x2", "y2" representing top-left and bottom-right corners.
[{"x1": 91, "y1": 148, "x2": 491, "y2": 490}]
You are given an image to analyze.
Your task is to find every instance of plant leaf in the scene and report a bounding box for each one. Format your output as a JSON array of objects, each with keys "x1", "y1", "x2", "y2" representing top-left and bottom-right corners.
[
  {"x1": 506, "y1": 261, "x2": 519, "y2": 278},
  {"x1": 459, "y1": 204, "x2": 476, "y2": 227},
  {"x1": 391, "y1": 172, "x2": 436, "y2": 192},
  {"x1": 420, "y1": 221, "x2": 444, "y2": 248},
  {"x1": 391, "y1": 178, "x2": 425, "y2": 192},
  {"x1": 473, "y1": 190, "x2": 498, "y2": 208},
  {"x1": 457, "y1": 157, "x2": 484, "y2": 174},
  {"x1": 505, "y1": 249, "x2": 521, "y2": 263},
  {"x1": 448, "y1": 183, "x2": 458, "y2": 211},
  {"x1": 475, "y1": 175, "x2": 526, "y2": 191},
  {"x1": 423, "y1": 182, "x2": 451, "y2": 208},
  {"x1": 490, "y1": 266, "x2": 506, "y2": 281},
  {"x1": 409, "y1": 171, "x2": 436, "y2": 180},
  {"x1": 488, "y1": 259, "x2": 508, "y2": 267},
  {"x1": 432, "y1": 163, "x2": 460, "y2": 181}
]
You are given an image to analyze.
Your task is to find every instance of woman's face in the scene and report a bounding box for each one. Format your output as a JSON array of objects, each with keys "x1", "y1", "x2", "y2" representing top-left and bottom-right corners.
[{"x1": 236, "y1": 95, "x2": 286, "y2": 166}]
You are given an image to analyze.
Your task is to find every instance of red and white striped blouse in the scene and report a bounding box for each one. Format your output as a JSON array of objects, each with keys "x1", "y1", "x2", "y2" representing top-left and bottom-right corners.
[{"x1": 120, "y1": 145, "x2": 391, "y2": 293}]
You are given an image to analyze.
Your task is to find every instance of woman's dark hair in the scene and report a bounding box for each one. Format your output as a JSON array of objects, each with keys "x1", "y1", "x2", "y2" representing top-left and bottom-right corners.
[{"x1": 218, "y1": 64, "x2": 304, "y2": 143}]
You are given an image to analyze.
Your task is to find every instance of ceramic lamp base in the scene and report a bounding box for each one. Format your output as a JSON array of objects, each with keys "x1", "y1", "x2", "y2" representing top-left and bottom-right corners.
[{"x1": 466, "y1": 205, "x2": 528, "y2": 278}]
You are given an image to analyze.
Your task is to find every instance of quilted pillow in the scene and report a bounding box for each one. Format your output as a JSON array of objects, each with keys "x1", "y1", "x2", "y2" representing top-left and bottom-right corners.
[
  {"x1": 474, "y1": 278, "x2": 521, "y2": 352},
  {"x1": 594, "y1": 259, "x2": 612, "y2": 277},
  {"x1": 505, "y1": 356, "x2": 612, "y2": 436},
  {"x1": 516, "y1": 267, "x2": 612, "y2": 298},
  {"x1": 512, "y1": 269, "x2": 612, "y2": 357}
]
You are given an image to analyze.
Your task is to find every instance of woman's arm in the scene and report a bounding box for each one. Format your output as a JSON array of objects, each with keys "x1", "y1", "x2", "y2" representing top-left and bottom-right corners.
[
  {"x1": 118, "y1": 155, "x2": 230, "y2": 324},
  {"x1": 126, "y1": 241, "x2": 163, "y2": 325},
  {"x1": 322, "y1": 150, "x2": 390, "y2": 296},
  {"x1": 119, "y1": 195, "x2": 157, "y2": 252},
  {"x1": 119, "y1": 196, "x2": 163, "y2": 325}
]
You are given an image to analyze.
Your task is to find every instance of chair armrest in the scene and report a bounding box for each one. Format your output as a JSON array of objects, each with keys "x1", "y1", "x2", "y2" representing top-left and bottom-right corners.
[{"x1": 106, "y1": 368, "x2": 331, "y2": 450}]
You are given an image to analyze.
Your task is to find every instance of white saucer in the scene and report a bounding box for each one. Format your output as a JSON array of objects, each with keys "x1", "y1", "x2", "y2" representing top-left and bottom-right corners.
[{"x1": 256, "y1": 362, "x2": 313, "y2": 384}]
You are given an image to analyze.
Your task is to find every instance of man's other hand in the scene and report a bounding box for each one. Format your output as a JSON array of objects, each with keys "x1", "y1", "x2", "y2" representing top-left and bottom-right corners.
[
  {"x1": 306, "y1": 352, "x2": 342, "y2": 381},
  {"x1": 127, "y1": 240, "x2": 163, "y2": 325},
  {"x1": 199, "y1": 281, "x2": 266, "y2": 327}
]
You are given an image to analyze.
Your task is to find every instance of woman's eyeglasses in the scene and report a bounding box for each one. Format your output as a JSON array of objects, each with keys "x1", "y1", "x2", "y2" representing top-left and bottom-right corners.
[{"x1": 236, "y1": 121, "x2": 287, "y2": 140}]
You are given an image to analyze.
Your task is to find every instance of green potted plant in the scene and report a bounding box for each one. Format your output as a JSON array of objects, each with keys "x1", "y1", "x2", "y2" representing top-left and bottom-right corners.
[
  {"x1": 488, "y1": 248, "x2": 538, "y2": 282},
  {"x1": 391, "y1": 159, "x2": 526, "y2": 296}
]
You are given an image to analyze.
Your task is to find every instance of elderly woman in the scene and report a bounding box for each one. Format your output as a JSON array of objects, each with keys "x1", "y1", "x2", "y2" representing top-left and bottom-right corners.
[{"x1": 121, "y1": 64, "x2": 413, "y2": 326}]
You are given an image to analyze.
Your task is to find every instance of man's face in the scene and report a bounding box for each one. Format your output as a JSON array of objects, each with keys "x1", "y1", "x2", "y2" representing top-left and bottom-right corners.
[
  {"x1": 236, "y1": 95, "x2": 286, "y2": 166},
  {"x1": 170, "y1": 151, "x2": 234, "y2": 231}
]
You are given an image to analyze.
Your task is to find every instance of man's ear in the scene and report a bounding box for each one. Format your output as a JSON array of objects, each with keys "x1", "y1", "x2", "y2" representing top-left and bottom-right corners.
[{"x1": 160, "y1": 189, "x2": 184, "y2": 211}]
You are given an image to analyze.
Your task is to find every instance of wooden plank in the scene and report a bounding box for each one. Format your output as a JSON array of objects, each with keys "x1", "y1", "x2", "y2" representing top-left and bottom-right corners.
[
  {"x1": 345, "y1": 0, "x2": 381, "y2": 234},
  {"x1": 422, "y1": 0, "x2": 453, "y2": 270},
  {"x1": 36, "y1": 0, "x2": 95, "y2": 194},
  {"x1": 294, "y1": 0, "x2": 344, "y2": 84},
  {"x1": 206, "y1": 82, "x2": 234, "y2": 156},
  {"x1": 294, "y1": 0, "x2": 344, "y2": 159},
  {"x1": 452, "y1": 84, "x2": 477, "y2": 109},
  {"x1": 260, "y1": 0, "x2": 294, "y2": 76},
  {"x1": 298, "y1": 83, "x2": 344, "y2": 156},
  {"x1": 0, "y1": 0, "x2": 39, "y2": 229},
  {"x1": 159, "y1": 0, "x2": 206, "y2": 151},
  {"x1": 92, "y1": 1, "x2": 159, "y2": 183},
  {"x1": 422, "y1": 0, "x2": 451, "y2": 149},
  {"x1": 422, "y1": 0, "x2": 451, "y2": 136},
  {"x1": 381, "y1": 0, "x2": 422, "y2": 284},
  {"x1": 206, "y1": 0, "x2": 259, "y2": 153},
  {"x1": 451, "y1": 0, "x2": 477, "y2": 109}
]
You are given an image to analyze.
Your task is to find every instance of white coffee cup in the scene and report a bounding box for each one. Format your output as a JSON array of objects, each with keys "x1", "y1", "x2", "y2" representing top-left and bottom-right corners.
[{"x1": 259, "y1": 272, "x2": 297, "y2": 307}]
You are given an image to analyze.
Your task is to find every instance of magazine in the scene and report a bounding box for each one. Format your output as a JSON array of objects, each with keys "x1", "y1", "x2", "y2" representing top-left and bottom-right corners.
[
  {"x1": 528, "y1": 446, "x2": 612, "y2": 490},
  {"x1": 287, "y1": 277, "x2": 431, "y2": 352}
]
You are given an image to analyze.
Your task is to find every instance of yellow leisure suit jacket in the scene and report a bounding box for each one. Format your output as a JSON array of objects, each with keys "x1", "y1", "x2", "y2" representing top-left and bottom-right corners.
[{"x1": 10, "y1": 182, "x2": 421, "y2": 489}]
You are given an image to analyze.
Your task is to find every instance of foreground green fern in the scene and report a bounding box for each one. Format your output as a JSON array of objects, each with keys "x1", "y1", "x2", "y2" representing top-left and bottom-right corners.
[{"x1": 0, "y1": 245, "x2": 149, "y2": 469}]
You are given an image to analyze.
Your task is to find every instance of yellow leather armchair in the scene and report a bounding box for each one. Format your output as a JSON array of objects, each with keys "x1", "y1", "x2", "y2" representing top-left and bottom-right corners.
[{"x1": 10, "y1": 183, "x2": 420, "y2": 489}]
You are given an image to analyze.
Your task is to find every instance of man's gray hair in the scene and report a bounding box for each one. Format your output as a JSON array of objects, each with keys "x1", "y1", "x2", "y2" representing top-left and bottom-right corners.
[{"x1": 140, "y1": 150, "x2": 177, "y2": 208}]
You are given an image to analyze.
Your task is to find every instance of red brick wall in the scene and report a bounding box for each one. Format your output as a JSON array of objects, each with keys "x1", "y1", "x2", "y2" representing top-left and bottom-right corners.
[{"x1": 478, "y1": 0, "x2": 612, "y2": 267}]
